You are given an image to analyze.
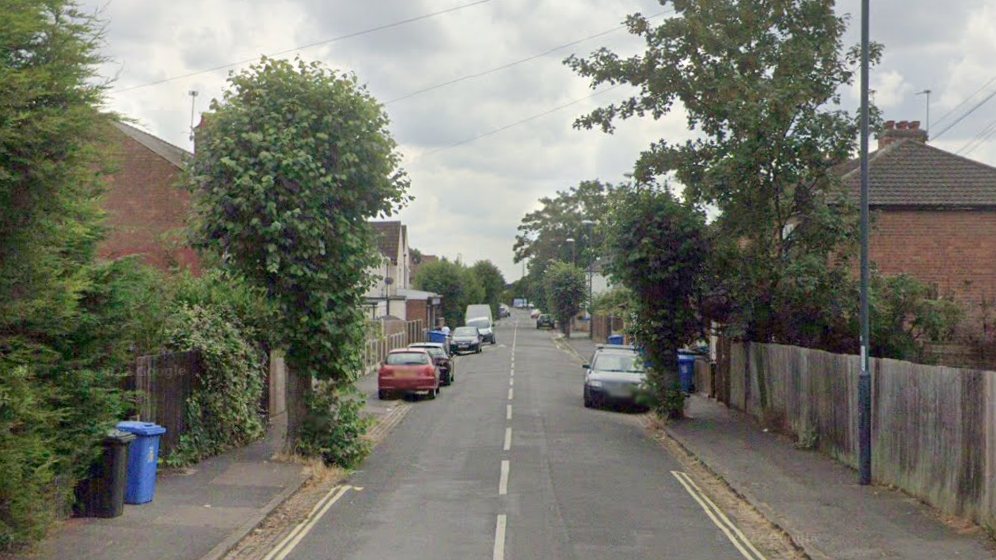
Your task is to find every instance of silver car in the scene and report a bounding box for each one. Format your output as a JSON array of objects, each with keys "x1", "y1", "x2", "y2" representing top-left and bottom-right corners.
[{"x1": 583, "y1": 346, "x2": 647, "y2": 409}]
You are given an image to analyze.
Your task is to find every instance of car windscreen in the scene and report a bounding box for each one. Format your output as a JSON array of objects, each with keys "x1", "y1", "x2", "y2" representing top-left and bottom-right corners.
[
  {"x1": 466, "y1": 318, "x2": 491, "y2": 329},
  {"x1": 386, "y1": 352, "x2": 430, "y2": 365},
  {"x1": 453, "y1": 327, "x2": 478, "y2": 336},
  {"x1": 592, "y1": 353, "x2": 645, "y2": 373}
]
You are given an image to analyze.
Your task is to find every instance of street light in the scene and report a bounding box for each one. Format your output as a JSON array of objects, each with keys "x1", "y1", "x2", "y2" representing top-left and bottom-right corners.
[
  {"x1": 581, "y1": 220, "x2": 597, "y2": 339},
  {"x1": 565, "y1": 238, "x2": 575, "y2": 266}
]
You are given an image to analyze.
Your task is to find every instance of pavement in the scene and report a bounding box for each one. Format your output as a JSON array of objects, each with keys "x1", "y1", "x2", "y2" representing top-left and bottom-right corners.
[
  {"x1": 269, "y1": 313, "x2": 759, "y2": 560},
  {"x1": 17, "y1": 370, "x2": 409, "y2": 560},
  {"x1": 563, "y1": 332, "x2": 996, "y2": 560}
]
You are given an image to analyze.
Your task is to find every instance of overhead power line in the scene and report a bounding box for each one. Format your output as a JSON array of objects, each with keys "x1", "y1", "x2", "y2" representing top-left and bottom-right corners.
[
  {"x1": 409, "y1": 85, "x2": 624, "y2": 163},
  {"x1": 384, "y1": 10, "x2": 673, "y2": 105},
  {"x1": 930, "y1": 88, "x2": 996, "y2": 140},
  {"x1": 957, "y1": 115, "x2": 996, "y2": 156},
  {"x1": 111, "y1": 0, "x2": 492, "y2": 94},
  {"x1": 930, "y1": 74, "x2": 996, "y2": 131}
]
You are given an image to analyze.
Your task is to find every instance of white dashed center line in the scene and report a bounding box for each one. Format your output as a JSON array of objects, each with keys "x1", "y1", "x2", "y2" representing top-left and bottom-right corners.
[
  {"x1": 503, "y1": 427, "x2": 512, "y2": 451},
  {"x1": 499, "y1": 460, "x2": 510, "y2": 495}
]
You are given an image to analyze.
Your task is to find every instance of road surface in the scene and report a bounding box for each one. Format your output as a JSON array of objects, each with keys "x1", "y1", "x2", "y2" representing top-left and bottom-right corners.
[{"x1": 272, "y1": 311, "x2": 761, "y2": 560}]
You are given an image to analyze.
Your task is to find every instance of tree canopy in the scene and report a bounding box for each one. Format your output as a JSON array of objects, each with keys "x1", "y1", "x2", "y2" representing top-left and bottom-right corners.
[
  {"x1": 189, "y1": 57, "x2": 410, "y2": 384},
  {"x1": 605, "y1": 184, "x2": 708, "y2": 417},
  {"x1": 470, "y1": 260, "x2": 506, "y2": 316},
  {"x1": 544, "y1": 261, "x2": 587, "y2": 336},
  {"x1": 567, "y1": 0, "x2": 879, "y2": 346},
  {"x1": 414, "y1": 258, "x2": 483, "y2": 328}
]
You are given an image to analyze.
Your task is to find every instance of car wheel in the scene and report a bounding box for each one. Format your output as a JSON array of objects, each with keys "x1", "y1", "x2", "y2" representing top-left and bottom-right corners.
[
  {"x1": 444, "y1": 371, "x2": 453, "y2": 386},
  {"x1": 583, "y1": 387, "x2": 593, "y2": 408},
  {"x1": 425, "y1": 387, "x2": 437, "y2": 400},
  {"x1": 379, "y1": 390, "x2": 391, "y2": 400}
]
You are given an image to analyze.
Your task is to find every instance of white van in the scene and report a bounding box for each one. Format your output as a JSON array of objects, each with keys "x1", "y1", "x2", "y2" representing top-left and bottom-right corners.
[{"x1": 465, "y1": 304, "x2": 495, "y2": 344}]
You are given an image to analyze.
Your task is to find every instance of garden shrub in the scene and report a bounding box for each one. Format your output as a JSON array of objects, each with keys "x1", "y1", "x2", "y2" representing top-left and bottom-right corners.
[
  {"x1": 296, "y1": 383, "x2": 372, "y2": 469},
  {"x1": 162, "y1": 304, "x2": 266, "y2": 465}
]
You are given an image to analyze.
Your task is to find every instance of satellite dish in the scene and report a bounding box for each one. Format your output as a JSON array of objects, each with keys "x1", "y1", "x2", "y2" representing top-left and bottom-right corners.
[{"x1": 385, "y1": 277, "x2": 395, "y2": 285}]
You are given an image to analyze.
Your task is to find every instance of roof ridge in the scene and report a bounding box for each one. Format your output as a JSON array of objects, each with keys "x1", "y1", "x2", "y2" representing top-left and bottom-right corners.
[
  {"x1": 112, "y1": 121, "x2": 191, "y2": 168},
  {"x1": 113, "y1": 121, "x2": 191, "y2": 156}
]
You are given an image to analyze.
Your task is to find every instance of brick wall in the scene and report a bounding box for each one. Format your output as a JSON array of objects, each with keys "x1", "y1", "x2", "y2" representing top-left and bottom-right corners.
[
  {"x1": 870, "y1": 208, "x2": 996, "y2": 308},
  {"x1": 98, "y1": 130, "x2": 199, "y2": 271},
  {"x1": 407, "y1": 299, "x2": 429, "y2": 326}
]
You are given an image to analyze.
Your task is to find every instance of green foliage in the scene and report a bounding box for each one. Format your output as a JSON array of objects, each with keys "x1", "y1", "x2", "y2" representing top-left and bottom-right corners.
[
  {"x1": 514, "y1": 180, "x2": 612, "y2": 306},
  {"x1": 514, "y1": 179, "x2": 612, "y2": 264},
  {"x1": 188, "y1": 56, "x2": 409, "y2": 388},
  {"x1": 567, "y1": 0, "x2": 881, "y2": 350},
  {"x1": 0, "y1": 366, "x2": 59, "y2": 551},
  {"x1": 869, "y1": 274, "x2": 962, "y2": 362},
  {"x1": 592, "y1": 286, "x2": 633, "y2": 315},
  {"x1": 543, "y1": 262, "x2": 586, "y2": 336},
  {"x1": 0, "y1": 0, "x2": 112, "y2": 369},
  {"x1": 469, "y1": 260, "x2": 506, "y2": 316},
  {"x1": 606, "y1": 185, "x2": 708, "y2": 418},
  {"x1": 296, "y1": 383, "x2": 373, "y2": 468},
  {"x1": 162, "y1": 304, "x2": 266, "y2": 465},
  {"x1": 0, "y1": 2, "x2": 135, "y2": 550},
  {"x1": 414, "y1": 258, "x2": 480, "y2": 328},
  {"x1": 58, "y1": 259, "x2": 172, "y2": 373},
  {"x1": 170, "y1": 269, "x2": 276, "y2": 348}
]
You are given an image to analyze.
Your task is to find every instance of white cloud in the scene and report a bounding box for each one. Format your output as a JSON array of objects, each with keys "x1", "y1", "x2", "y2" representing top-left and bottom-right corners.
[{"x1": 83, "y1": 0, "x2": 996, "y2": 280}]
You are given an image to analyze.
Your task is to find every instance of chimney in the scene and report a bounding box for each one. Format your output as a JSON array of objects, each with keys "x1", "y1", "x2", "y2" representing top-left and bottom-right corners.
[{"x1": 878, "y1": 119, "x2": 928, "y2": 149}]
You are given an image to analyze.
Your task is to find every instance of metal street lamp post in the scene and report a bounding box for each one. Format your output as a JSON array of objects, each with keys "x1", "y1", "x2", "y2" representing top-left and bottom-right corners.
[
  {"x1": 566, "y1": 238, "x2": 575, "y2": 266},
  {"x1": 858, "y1": 0, "x2": 872, "y2": 486},
  {"x1": 581, "y1": 219, "x2": 596, "y2": 339}
]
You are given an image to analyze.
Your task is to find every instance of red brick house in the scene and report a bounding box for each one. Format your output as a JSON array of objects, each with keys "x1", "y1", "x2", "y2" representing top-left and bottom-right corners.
[
  {"x1": 98, "y1": 122, "x2": 199, "y2": 271},
  {"x1": 841, "y1": 120, "x2": 996, "y2": 311}
]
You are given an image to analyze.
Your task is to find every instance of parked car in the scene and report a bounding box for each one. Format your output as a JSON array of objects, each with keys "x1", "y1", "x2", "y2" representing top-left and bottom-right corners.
[
  {"x1": 536, "y1": 314, "x2": 555, "y2": 329},
  {"x1": 530, "y1": 309, "x2": 541, "y2": 319},
  {"x1": 408, "y1": 342, "x2": 455, "y2": 385},
  {"x1": 498, "y1": 304, "x2": 511, "y2": 318},
  {"x1": 378, "y1": 349, "x2": 440, "y2": 400},
  {"x1": 467, "y1": 316, "x2": 496, "y2": 344},
  {"x1": 583, "y1": 345, "x2": 647, "y2": 409},
  {"x1": 449, "y1": 326, "x2": 482, "y2": 354}
]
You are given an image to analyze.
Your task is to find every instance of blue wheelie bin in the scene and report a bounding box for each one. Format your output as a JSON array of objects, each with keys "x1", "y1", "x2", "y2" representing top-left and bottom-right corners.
[
  {"x1": 116, "y1": 421, "x2": 166, "y2": 504},
  {"x1": 428, "y1": 330, "x2": 448, "y2": 344},
  {"x1": 607, "y1": 334, "x2": 625, "y2": 345},
  {"x1": 678, "y1": 353, "x2": 696, "y2": 394}
]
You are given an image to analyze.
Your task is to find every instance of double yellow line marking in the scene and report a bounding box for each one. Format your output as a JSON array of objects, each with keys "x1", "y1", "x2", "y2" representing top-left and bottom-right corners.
[
  {"x1": 262, "y1": 484, "x2": 358, "y2": 560},
  {"x1": 671, "y1": 472, "x2": 768, "y2": 560}
]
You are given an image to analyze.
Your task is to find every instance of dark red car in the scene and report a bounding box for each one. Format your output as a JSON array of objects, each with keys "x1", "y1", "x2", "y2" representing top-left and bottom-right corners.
[{"x1": 378, "y1": 349, "x2": 440, "y2": 400}]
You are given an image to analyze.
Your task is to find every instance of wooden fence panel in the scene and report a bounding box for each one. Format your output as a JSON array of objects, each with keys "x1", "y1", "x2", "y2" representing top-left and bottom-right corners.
[
  {"x1": 133, "y1": 351, "x2": 200, "y2": 455},
  {"x1": 723, "y1": 339, "x2": 996, "y2": 529}
]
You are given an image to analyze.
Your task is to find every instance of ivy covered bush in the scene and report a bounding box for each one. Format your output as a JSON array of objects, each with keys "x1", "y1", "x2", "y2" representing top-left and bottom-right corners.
[{"x1": 162, "y1": 304, "x2": 267, "y2": 466}]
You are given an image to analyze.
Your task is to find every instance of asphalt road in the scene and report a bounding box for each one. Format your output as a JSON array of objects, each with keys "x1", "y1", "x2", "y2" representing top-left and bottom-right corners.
[{"x1": 278, "y1": 311, "x2": 755, "y2": 560}]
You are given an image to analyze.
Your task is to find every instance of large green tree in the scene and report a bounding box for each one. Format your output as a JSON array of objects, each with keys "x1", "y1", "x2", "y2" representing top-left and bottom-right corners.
[
  {"x1": 0, "y1": 1, "x2": 127, "y2": 550},
  {"x1": 188, "y1": 57, "x2": 409, "y2": 449},
  {"x1": 567, "y1": 0, "x2": 878, "y2": 347},
  {"x1": 414, "y1": 258, "x2": 482, "y2": 328},
  {"x1": 544, "y1": 262, "x2": 587, "y2": 336},
  {"x1": 514, "y1": 180, "x2": 612, "y2": 297},
  {"x1": 606, "y1": 184, "x2": 708, "y2": 418},
  {"x1": 470, "y1": 260, "x2": 506, "y2": 317}
]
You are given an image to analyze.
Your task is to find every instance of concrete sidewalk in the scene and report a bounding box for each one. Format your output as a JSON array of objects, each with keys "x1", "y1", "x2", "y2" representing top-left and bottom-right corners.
[
  {"x1": 563, "y1": 333, "x2": 996, "y2": 560},
  {"x1": 24, "y1": 422, "x2": 309, "y2": 560},
  {"x1": 20, "y1": 370, "x2": 409, "y2": 560}
]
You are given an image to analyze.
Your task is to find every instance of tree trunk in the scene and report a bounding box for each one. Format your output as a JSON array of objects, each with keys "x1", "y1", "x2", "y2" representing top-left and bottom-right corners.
[{"x1": 283, "y1": 364, "x2": 312, "y2": 454}]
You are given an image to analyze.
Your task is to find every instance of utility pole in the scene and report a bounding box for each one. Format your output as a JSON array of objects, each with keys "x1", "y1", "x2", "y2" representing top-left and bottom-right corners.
[
  {"x1": 858, "y1": 0, "x2": 872, "y2": 486},
  {"x1": 916, "y1": 89, "x2": 932, "y2": 137}
]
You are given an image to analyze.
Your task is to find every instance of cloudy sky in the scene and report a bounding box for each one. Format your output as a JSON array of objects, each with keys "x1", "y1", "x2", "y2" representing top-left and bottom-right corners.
[{"x1": 83, "y1": 0, "x2": 996, "y2": 281}]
